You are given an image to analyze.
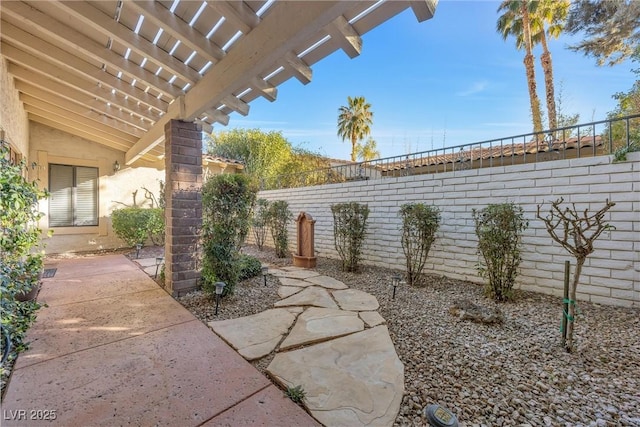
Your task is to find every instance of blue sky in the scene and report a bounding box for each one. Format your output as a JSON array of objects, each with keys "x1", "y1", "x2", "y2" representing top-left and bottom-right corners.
[{"x1": 227, "y1": 1, "x2": 635, "y2": 160}]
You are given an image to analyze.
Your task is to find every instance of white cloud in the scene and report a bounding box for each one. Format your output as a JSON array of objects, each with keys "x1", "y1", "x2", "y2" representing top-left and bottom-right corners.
[{"x1": 456, "y1": 81, "x2": 489, "y2": 97}]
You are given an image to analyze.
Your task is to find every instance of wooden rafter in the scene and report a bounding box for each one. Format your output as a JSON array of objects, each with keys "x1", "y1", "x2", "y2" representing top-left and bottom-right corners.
[{"x1": 1, "y1": 0, "x2": 437, "y2": 163}]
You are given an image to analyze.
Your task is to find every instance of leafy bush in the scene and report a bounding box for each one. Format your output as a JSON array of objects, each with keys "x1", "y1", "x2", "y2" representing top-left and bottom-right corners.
[
  {"x1": 473, "y1": 203, "x2": 528, "y2": 302},
  {"x1": 252, "y1": 199, "x2": 270, "y2": 250},
  {"x1": 400, "y1": 203, "x2": 440, "y2": 286},
  {"x1": 267, "y1": 201, "x2": 292, "y2": 258},
  {"x1": 238, "y1": 254, "x2": 263, "y2": 281},
  {"x1": 111, "y1": 207, "x2": 164, "y2": 247},
  {"x1": 0, "y1": 143, "x2": 47, "y2": 361},
  {"x1": 201, "y1": 174, "x2": 257, "y2": 296},
  {"x1": 146, "y1": 208, "x2": 165, "y2": 246},
  {"x1": 331, "y1": 202, "x2": 370, "y2": 272}
]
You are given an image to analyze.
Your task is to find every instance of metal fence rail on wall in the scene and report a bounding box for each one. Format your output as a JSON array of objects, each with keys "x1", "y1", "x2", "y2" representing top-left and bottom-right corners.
[{"x1": 266, "y1": 114, "x2": 639, "y2": 190}]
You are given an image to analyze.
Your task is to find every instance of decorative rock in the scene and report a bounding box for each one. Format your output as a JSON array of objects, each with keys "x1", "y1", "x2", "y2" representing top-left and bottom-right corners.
[
  {"x1": 280, "y1": 307, "x2": 364, "y2": 350},
  {"x1": 278, "y1": 286, "x2": 303, "y2": 299},
  {"x1": 359, "y1": 311, "x2": 386, "y2": 327},
  {"x1": 304, "y1": 275, "x2": 348, "y2": 290},
  {"x1": 209, "y1": 309, "x2": 297, "y2": 360},
  {"x1": 332, "y1": 289, "x2": 380, "y2": 311},
  {"x1": 274, "y1": 286, "x2": 338, "y2": 309},
  {"x1": 448, "y1": 299, "x2": 504, "y2": 324},
  {"x1": 267, "y1": 326, "x2": 404, "y2": 427}
]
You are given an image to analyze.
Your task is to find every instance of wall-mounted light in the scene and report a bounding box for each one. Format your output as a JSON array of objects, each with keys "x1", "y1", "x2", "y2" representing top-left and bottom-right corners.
[{"x1": 113, "y1": 160, "x2": 121, "y2": 172}]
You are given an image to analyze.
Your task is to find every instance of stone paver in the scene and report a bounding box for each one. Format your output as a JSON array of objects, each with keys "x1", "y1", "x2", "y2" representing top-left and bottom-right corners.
[
  {"x1": 332, "y1": 288, "x2": 380, "y2": 311},
  {"x1": 209, "y1": 309, "x2": 297, "y2": 360},
  {"x1": 274, "y1": 286, "x2": 338, "y2": 309},
  {"x1": 278, "y1": 277, "x2": 309, "y2": 288},
  {"x1": 278, "y1": 285, "x2": 303, "y2": 298},
  {"x1": 272, "y1": 269, "x2": 321, "y2": 280},
  {"x1": 359, "y1": 311, "x2": 386, "y2": 327},
  {"x1": 304, "y1": 275, "x2": 349, "y2": 290},
  {"x1": 267, "y1": 326, "x2": 404, "y2": 427},
  {"x1": 209, "y1": 267, "x2": 403, "y2": 426},
  {"x1": 280, "y1": 307, "x2": 364, "y2": 350}
]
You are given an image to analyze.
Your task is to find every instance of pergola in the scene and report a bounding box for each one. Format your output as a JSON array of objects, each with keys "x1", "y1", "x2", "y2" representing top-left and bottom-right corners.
[
  {"x1": 1, "y1": 0, "x2": 437, "y2": 294},
  {"x1": 1, "y1": 0, "x2": 436, "y2": 163}
]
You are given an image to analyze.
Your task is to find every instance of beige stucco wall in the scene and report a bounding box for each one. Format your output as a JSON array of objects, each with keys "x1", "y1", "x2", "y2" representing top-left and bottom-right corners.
[
  {"x1": 0, "y1": 57, "x2": 29, "y2": 155},
  {"x1": 29, "y1": 122, "x2": 165, "y2": 254}
]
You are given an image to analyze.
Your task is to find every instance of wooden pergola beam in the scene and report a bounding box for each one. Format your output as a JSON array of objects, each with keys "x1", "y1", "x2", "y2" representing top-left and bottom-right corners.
[{"x1": 126, "y1": 1, "x2": 355, "y2": 164}]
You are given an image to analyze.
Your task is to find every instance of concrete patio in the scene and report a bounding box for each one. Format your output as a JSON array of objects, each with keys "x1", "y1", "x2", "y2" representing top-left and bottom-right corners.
[{"x1": 1, "y1": 254, "x2": 318, "y2": 426}]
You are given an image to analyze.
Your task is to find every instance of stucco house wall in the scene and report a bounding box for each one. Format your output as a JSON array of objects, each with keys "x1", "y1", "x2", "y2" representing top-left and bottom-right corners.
[
  {"x1": 0, "y1": 57, "x2": 29, "y2": 155},
  {"x1": 29, "y1": 122, "x2": 165, "y2": 254}
]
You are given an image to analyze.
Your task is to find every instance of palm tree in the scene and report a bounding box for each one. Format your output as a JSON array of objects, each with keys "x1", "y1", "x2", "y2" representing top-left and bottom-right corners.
[
  {"x1": 356, "y1": 137, "x2": 381, "y2": 161},
  {"x1": 497, "y1": 0, "x2": 544, "y2": 134},
  {"x1": 337, "y1": 96, "x2": 373, "y2": 162},
  {"x1": 530, "y1": 0, "x2": 570, "y2": 131}
]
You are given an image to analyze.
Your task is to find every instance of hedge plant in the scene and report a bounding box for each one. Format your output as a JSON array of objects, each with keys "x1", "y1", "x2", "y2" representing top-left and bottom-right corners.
[
  {"x1": 0, "y1": 143, "x2": 48, "y2": 363},
  {"x1": 472, "y1": 203, "x2": 528, "y2": 301},
  {"x1": 111, "y1": 207, "x2": 164, "y2": 247},
  {"x1": 331, "y1": 202, "x2": 369, "y2": 272},
  {"x1": 201, "y1": 174, "x2": 257, "y2": 296},
  {"x1": 400, "y1": 203, "x2": 440, "y2": 286},
  {"x1": 267, "y1": 200, "x2": 292, "y2": 258},
  {"x1": 238, "y1": 254, "x2": 263, "y2": 281}
]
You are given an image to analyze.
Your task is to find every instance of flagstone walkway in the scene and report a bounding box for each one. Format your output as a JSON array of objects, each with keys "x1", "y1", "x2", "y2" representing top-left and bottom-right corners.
[{"x1": 209, "y1": 266, "x2": 405, "y2": 427}]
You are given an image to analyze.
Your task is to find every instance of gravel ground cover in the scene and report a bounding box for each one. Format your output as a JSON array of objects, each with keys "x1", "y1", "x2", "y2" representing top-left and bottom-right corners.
[{"x1": 179, "y1": 245, "x2": 640, "y2": 427}]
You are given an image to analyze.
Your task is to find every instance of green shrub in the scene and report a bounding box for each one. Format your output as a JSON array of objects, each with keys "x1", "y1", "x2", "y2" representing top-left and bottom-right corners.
[
  {"x1": 146, "y1": 208, "x2": 165, "y2": 246},
  {"x1": 238, "y1": 254, "x2": 263, "y2": 281},
  {"x1": 201, "y1": 174, "x2": 257, "y2": 296},
  {"x1": 252, "y1": 199, "x2": 270, "y2": 250},
  {"x1": 0, "y1": 143, "x2": 47, "y2": 360},
  {"x1": 267, "y1": 200, "x2": 292, "y2": 258},
  {"x1": 472, "y1": 203, "x2": 528, "y2": 302},
  {"x1": 400, "y1": 203, "x2": 440, "y2": 286},
  {"x1": 111, "y1": 207, "x2": 164, "y2": 247},
  {"x1": 331, "y1": 202, "x2": 370, "y2": 272}
]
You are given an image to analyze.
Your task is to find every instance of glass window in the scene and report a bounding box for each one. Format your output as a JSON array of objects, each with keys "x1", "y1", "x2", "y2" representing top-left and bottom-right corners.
[{"x1": 49, "y1": 164, "x2": 98, "y2": 227}]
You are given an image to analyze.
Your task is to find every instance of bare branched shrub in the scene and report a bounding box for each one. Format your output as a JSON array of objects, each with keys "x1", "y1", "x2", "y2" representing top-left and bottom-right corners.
[
  {"x1": 473, "y1": 203, "x2": 528, "y2": 302},
  {"x1": 537, "y1": 197, "x2": 615, "y2": 352},
  {"x1": 400, "y1": 203, "x2": 440, "y2": 286}
]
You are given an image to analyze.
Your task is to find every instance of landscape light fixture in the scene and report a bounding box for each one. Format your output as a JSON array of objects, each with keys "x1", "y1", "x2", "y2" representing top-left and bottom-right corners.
[
  {"x1": 214, "y1": 282, "x2": 226, "y2": 315},
  {"x1": 391, "y1": 273, "x2": 402, "y2": 300},
  {"x1": 135, "y1": 243, "x2": 142, "y2": 259},
  {"x1": 155, "y1": 256, "x2": 164, "y2": 278},
  {"x1": 113, "y1": 160, "x2": 120, "y2": 172},
  {"x1": 262, "y1": 266, "x2": 269, "y2": 286}
]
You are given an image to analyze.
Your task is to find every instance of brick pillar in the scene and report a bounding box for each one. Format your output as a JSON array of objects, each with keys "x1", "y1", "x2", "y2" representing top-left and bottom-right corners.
[{"x1": 164, "y1": 120, "x2": 202, "y2": 296}]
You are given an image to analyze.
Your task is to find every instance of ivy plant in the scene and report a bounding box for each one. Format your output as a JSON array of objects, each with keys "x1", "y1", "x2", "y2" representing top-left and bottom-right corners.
[{"x1": 0, "y1": 143, "x2": 48, "y2": 362}]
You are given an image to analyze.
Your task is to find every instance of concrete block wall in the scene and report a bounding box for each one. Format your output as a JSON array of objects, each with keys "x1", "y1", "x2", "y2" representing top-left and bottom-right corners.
[{"x1": 255, "y1": 153, "x2": 640, "y2": 307}]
